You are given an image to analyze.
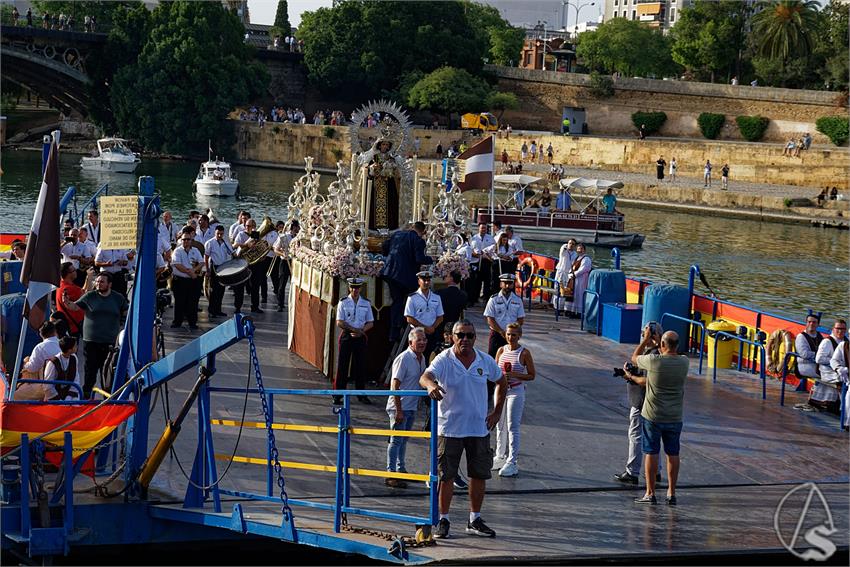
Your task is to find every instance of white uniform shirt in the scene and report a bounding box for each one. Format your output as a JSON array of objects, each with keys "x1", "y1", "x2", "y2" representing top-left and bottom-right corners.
[
  {"x1": 484, "y1": 291, "x2": 525, "y2": 332},
  {"x1": 80, "y1": 239, "x2": 97, "y2": 261},
  {"x1": 60, "y1": 241, "x2": 87, "y2": 269},
  {"x1": 404, "y1": 289, "x2": 444, "y2": 328},
  {"x1": 426, "y1": 347, "x2": 502, "y2": 437},
  {"x1": 158, "y1": 222, "x2": 178, "y2": 246},
  {"x1": 456, "y1": 243, "x2": 473, "y2": 263},
  {"x1": 484, "y1": 241, "x2": 517, "y2": 261},
  {"x1": 23, "y1": 336, "x2": 62, "y2": 375},
  {"x1": 204, "y1": 238, "x2": 234, "y2": 268},
  {"x1": 830, "y1": 341, "x2": 849, "y2": 382},
  {"x1": 264, "y1": 231, "x2": 278, "y2": 258},
  {"x1": 470, "y1": 234, "x2": 495, "y2": 265},
  {"x1": 233, "y1": 230, "x2": 254, "y2": 251},
  {"x1": 274, "y1": 232, "x2": 294, "y2": 260},
  {"x1": 814, "y1": 335, "x2": 841, "y2": 402},
  {"x1": 95, "y1": 248, "x2": 130, "y2": 273},
  {"x1": 44, "y1": 353, "x2": 81, "y2": 390},
  {"x1": 195, "y1": 225, "x2": 216, "y2": 245},
  {"x1": 83, "y1": 221, "x2": 100, "y2": 244},
  {"x1": 508, "y1": 234, "x2": 524, "y2": 252},
  {"x1": 795, "y1": 331, "x2": 822, "y2": 378},
  {"x1": 171, "y1": 246, "x2": 204, "y2": 278},
  {"x1": 229, "y1": 221, "x2": 245, "y2": 242},
  {"x1": 336, "y1": 296, "x2": 374, "y2": 330},
  {"x1": 386, "y1": 347, "x2": 427, "y2": 413}
]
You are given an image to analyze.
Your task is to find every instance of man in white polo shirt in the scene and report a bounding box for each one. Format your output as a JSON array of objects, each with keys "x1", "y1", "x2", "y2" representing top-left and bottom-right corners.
[
  {"x1": 483, "y1": 273, "x2": 525, "y2": 357},
  {"x1": 404, "y1": 270, "x2": 444, "y2": 359},
  {"x1": 420, "y1": 319, "x2": 507, "y2": 539},
  {"x1": 385, "y1": 327, "x2": 428, "y2": 488}
]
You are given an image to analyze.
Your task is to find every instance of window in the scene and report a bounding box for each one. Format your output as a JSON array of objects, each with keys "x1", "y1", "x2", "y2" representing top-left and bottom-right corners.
[
  {"x1": 670, "y1": 8, "x2": 675, "y2": 22},
  {"x1": 632, "y1": 10, "x2": 636, "y2": 19},
  {"x1": 613, "y1": 10, "x2": 618, "y2": 17},
  {"x1": 614, "y1": 0, "x2": 618, "y2": 5}
]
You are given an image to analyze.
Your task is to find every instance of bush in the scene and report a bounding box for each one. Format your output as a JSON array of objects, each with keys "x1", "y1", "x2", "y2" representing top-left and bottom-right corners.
[
  {"x1": 697, "y1": 113, "x2": 725, "y2": 140},
  {"x1": 816, "y1": 116, "x2": 849, "y2": 146},
  {"x1": 588, "y1": 72, "x2": 614, "y2": 98},
  {"x1": 735, "y1": 115, "x2": 770, "y2": 142},
  {"x1": 322, "y1": 126, "x2": 336, "y2": 139},
  {"x1": 331, "y1": 148, "x2": 344, "y2": 161},
  {"x1": 631, "y1": 111, "x2": 667, "y2": 135}
]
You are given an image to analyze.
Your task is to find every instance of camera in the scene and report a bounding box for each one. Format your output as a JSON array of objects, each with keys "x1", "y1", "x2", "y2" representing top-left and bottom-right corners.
[
  {"x1": 613, "y1": 362, "x2": 640, "y2": 378},
  {"x1": 155, "y1": 288, "x2": 172, "y2": 314}
]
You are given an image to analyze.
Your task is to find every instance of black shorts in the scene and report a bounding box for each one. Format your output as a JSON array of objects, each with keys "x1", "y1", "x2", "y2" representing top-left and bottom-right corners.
[{"x1": 438, "y1": 435, "x2": 492, "y2": 481}]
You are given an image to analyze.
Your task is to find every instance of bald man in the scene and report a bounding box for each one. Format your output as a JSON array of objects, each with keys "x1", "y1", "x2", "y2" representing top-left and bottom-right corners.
[{"x1": 623, "y1": 331, "x2": 689, "y2": 506}]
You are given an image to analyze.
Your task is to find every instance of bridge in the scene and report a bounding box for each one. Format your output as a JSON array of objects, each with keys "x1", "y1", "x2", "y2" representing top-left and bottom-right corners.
[{"x1": 1, "y1": 25, "x2": 107, "y2": 117}]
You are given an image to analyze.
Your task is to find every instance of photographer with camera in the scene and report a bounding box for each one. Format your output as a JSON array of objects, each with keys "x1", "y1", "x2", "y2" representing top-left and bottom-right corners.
[
  {"x1": 621, "y1": 330, "x2": 689, "y2": 505},
  {"x1": 613, "y1": 322, "x2": 663, "y2": 486}
]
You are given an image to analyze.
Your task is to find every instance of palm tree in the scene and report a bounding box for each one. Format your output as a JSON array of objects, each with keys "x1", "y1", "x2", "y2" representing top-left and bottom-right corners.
[{"x1": 751, "y1": 0, "x2": 820, "y2": 62}]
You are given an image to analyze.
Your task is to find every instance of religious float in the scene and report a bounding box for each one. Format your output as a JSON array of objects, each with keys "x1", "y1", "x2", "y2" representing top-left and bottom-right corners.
[{"x1": 285, "y1": 101, "x2": 471, "y2": 380}]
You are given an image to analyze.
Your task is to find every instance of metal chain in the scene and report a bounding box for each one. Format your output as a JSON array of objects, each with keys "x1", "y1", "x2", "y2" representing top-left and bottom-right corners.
[
  {"x1": 341, "y1": 523, "x2": 436, "y2": 549},
  {"x1": 248, "y1": 328, "x2": 294, "y2": 522},
  {"x1": 33, "y1": 441, "x2": 46, "y2": 495}
]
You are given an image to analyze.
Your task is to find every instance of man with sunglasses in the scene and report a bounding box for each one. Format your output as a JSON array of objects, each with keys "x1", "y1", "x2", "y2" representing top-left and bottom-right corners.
[
  {"x1": 404, "y1": 270, "x2": 444, "y2": 359},
  {"x1": 420, "y1": 320, "x2": 507, "y2": 539}
]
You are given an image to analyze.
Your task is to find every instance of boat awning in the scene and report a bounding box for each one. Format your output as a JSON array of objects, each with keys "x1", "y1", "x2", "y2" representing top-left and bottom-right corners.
[
  {"x1": 494, "y1": 174, "x2": 544, "y2": 186},
  {"x1": 559, "y1": 177, "x2": 624, "y2": 191}
]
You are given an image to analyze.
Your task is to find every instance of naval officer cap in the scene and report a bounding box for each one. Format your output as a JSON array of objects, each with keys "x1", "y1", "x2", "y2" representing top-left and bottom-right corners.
[
  {"x1": 346, "y1": 277, "x2": 365, "y2": 287},
  {"x1": 499, "y1": 273, "x2": 516, "y2": 283},
  {"x1": 416, "y1": 270, "x2": 433, "y2": 279}
]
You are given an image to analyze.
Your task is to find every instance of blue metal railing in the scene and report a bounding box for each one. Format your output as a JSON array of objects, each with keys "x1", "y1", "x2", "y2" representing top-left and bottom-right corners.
[
  {"x1": 13, "y1": 379, "x2": 84, "y2": 399},
  {"x1": 580, "y1": 289, "x2": 602, "y2": 334},
  {"x1": 70, "y1": 183, "x2": 109, "y2": 228},
  {"x1": 660, "y1": 313, "x2": 706, "y2": 375},
  {"x1": 204, "y1": 386, "x2": 439, "y2": 533},
  {"x1": 711, "y1": 330, "x2": 767, "y2": 400}
]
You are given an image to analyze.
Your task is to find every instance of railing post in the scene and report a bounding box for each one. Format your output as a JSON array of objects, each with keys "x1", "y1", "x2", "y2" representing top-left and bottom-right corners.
[
  {"x1": 63, "y1": 432, "x2": 74, "y2": 536},
  {"x1": 429, "y1": 397, "x2": 438, "y2": 527},
  {"x1": 333, "y1": 398, "x2": 348, "y2": 533},
  {"x1": 611, "y1": 247, "x2": 620, "y2": 270},
  {"x1": 20, "y1": 434, "x2": 31, "y2": 539},
  {"x1": 688, "y1": 264, "x2": 699, "y2": 300}
]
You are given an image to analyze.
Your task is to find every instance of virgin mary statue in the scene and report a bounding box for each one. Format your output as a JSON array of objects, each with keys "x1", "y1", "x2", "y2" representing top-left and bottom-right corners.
[{"x1": 358, "y1": 137, "x2": 404, "y2": 232}]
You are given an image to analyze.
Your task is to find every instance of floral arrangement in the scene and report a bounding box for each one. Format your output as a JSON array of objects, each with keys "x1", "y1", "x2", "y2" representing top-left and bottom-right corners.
[
  {"x1": 432, "y1": 250, "x2": 470, "y2": 280},
  {"x1": 291, "y1": 241, "x2": 384, "y2": 279}
]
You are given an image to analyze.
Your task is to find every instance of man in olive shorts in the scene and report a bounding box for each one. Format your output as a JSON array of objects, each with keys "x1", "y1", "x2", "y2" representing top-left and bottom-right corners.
[{"x1": 420, "y1": 320, "x2": 507, "y2": 539}]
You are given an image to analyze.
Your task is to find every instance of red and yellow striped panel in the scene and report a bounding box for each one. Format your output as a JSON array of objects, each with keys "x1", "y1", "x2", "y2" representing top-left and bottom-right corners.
[
  {"x1": 0, "y1": 233, "x2": 26, "y2": 254},
  {"x1": 0, "y1": 402, "x2": 136, "y2": 454}
]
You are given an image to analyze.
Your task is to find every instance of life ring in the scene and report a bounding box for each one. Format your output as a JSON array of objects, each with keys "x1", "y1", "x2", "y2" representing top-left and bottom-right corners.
[
  {"x1": 517, "y1": 256, "x2": 536, "y2": 287},
  {"x1": 43, "y1": 45, "x2": 56, "y2": 59}
]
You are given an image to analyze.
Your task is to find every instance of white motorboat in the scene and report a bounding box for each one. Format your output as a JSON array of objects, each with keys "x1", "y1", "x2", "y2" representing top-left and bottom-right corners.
[
  {"x1": 79, "y1": 137, "x2": 141, "y2": 173},
  {"x1": 193, "y1": 159, "x2": 239, "y2": 197}
]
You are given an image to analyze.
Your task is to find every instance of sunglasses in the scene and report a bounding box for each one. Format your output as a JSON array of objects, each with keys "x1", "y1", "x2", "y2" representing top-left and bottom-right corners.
[
  {"x1": 835, "y1": 326, "x2": 847, "y2": 331},
  {"x1": 454, "y1": 332, "x2": 475, "y2": 339}
]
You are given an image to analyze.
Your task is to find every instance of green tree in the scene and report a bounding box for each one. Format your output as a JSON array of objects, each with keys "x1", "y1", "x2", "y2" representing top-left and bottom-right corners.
[
  {"x1": 670, "y1": 1, "x2": 749, "y2": 82},
  {"x1": 297, "y1": 1, "x2": 490, "y2": 99},
  {"x1": 485, "y1": 91, "x2": 518, "y2": 121},
  {"x1": 462, "y1": 2, "x2": 524, "y2": 66},
  {"x1": 488, "y1": 26, "x2": 526, "y2": 66},
  {"x1": 273, "y1": 0, "x2": 292, "y2": 37},
  {"x1": 576, "y1": 19, "x2": 678, "y2": 78},
  {"x1": 407, "y1": 67, "x2": 491, "y2": 115},
  {"x1": 751, "y1": 0, "x2": 820, "y2": 62},
  {"x1": 110, "y1": 1, "x2": 267, "y2": 154},
  {"x1": 814, "y1": 0, "x2": 849, "y2": 90}
]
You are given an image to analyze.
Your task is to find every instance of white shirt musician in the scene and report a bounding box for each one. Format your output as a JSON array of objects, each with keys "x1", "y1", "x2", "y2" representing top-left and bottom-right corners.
[
  {"x1": 333, "y1": 278, "x2": 375, "y2": 405},
  {"x1": 171, "y1": 245, "x2": 204, "y2": 279}
]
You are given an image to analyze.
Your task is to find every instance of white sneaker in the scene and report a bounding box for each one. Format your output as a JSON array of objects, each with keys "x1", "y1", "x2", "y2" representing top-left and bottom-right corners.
[
  {"x1": 491, "y1": 457, "x2": 507, "y2": 471},
  {"x1": 498, "y1": 462, "x2": 518, "y2": 477}
]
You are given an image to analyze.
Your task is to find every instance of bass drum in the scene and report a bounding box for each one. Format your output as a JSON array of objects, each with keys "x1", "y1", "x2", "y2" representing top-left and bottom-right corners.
[{"x1": 214, "y1": 258, "x2": 250, "y2": 287}]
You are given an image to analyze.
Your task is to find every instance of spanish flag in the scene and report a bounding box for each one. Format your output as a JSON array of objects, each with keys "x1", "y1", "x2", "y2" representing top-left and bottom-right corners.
[{"x1": 0, "y1": 400, "x2": 136, "y2": 473}]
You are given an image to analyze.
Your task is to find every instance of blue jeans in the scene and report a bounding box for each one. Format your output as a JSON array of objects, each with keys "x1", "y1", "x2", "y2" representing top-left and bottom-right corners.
[{"x1": 387, "y1": 410, "x2": 417, "y2": 472}]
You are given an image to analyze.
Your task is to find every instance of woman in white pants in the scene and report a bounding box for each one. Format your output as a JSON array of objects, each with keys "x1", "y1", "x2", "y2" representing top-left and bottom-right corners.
[{"x1": 493, "y1": 322, "x2": 536, "y2": 477}]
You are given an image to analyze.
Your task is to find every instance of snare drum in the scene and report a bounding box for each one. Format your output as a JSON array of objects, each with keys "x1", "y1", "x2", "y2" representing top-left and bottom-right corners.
[{"x1": 214, "y1": 258, "x2": 250, "y2": 287}]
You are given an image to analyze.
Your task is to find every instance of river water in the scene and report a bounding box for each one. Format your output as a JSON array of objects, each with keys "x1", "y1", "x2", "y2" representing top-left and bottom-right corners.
[{"x1": 1, "y1": 148, "x2": 847, "y2": 322}]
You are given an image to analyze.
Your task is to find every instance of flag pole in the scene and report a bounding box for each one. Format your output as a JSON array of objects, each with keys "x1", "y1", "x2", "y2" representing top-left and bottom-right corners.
[
  {"x1": 9, "y1": 134, "x2": 57, "y2": 398},
  {"x1": 489, "y1": 134, "x2": 495, "y2": 226}
]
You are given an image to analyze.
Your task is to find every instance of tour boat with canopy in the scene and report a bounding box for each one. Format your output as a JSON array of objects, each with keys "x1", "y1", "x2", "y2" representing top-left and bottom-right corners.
[{"x1": 473, "y1": 174, "x2": 645, "y2": 248}]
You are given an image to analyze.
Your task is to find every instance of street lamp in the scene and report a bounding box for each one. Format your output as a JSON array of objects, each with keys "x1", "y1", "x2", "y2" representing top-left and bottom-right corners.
[
  {"x1": 561, "y1": 1, "x2": 596, "y2": 40},
  {"x1": 537, "y1": 20, "x2": 548, "y2": 71}
]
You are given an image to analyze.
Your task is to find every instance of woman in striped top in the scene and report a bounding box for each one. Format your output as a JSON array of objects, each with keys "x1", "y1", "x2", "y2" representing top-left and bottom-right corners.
[{"x1": 493, "y1": 322, "x2": 536, "y2": 477}]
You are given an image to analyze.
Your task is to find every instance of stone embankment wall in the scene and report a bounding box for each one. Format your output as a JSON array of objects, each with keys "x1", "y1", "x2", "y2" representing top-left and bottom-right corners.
[
  {"x1": 231, "y1": 122, "x2": 848, "y2": 189},
  {"x1": 495, "y1": 135, "x2": 848, "y2": 190},
  {"x1": 488, "y1": 66, "x2": 847, "y2": 145}
]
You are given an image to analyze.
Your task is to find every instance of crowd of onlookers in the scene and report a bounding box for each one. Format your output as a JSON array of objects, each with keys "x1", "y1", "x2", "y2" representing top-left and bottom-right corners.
[
  {"x1": 238, "y1": 106, "x2": 348, "y2": 128},
  {"x1": 270, "y1": 35, "x2": 303, "y2": 53},
  {"x1": 9, "y1": 6, "x2": 98, "y2": 32}
]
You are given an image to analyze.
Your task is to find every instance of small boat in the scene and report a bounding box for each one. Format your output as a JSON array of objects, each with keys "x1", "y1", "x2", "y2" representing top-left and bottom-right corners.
[
  {"x1": 79, "y1": 137, "x2": 141, "y2": 173},
  {"x1": 193, "y1": 157, "x2": 239, "y2": 197},
  {"x1": 473, "y1": 175, "x2": 645, "y2": 248}
]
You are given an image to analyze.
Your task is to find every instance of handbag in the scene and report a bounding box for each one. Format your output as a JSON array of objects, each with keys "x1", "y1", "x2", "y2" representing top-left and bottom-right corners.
[{"x1": 560, "y1": 254, "x2": 585, "y2": 301}]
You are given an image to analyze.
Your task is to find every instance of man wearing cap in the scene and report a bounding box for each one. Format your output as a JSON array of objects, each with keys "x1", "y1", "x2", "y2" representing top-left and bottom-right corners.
[
  {"x1": 404, "y1": 271, "x2": 444, "y2": 359},
  {"x1": 470, "y1": 223, "x2": 495, "y2": 306},
  {"x1": 334, "y1": 277, "x2": 375, "y2": 405},
  {"x1": 483, "y1": 274, "x2": 525, "y2": 357},
  {"x1": 171, "y1": 233, "x2": 204, "y2": 330},
  {"x1": 204, "y1": 224, "x2": 235, "y2": 318}
]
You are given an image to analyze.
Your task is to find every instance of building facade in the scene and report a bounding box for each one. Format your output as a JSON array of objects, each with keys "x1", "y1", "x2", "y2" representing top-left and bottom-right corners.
[{"x1": 602, "y1": 0, "x2": 692, "y2": 32}]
